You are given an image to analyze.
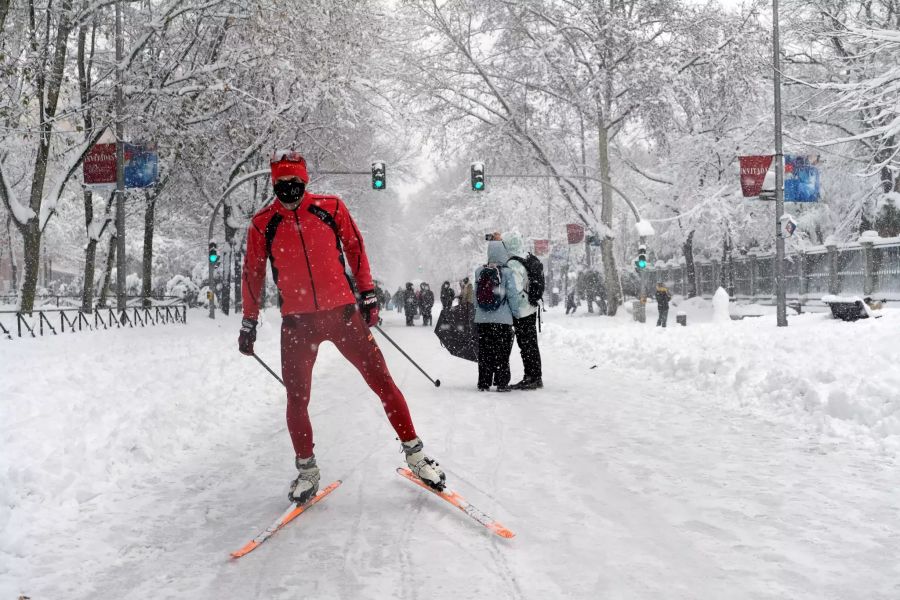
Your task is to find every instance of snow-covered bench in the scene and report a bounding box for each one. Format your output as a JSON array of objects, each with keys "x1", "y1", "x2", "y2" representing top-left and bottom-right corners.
[{"x1": 822, "y1": 295, "x2": 883, "y2": 322}]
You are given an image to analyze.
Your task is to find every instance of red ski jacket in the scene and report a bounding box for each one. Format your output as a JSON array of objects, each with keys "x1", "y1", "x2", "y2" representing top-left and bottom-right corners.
[{"x1": 241, "y1": 193, "x2": 374, "y2": 320}]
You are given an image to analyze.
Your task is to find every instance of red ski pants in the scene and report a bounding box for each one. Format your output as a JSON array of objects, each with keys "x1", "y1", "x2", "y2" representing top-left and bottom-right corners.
[{"x1": 280, "y1": 305, "x2": 417, "y2": 458}]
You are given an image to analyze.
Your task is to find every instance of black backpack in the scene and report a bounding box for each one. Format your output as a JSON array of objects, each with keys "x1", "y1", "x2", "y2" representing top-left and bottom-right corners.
[
  {"x1": 476, "y1": 265, "x2": 505, "y2": 311},
  {"x1": 509, "y1": 253, "x2": 545, "y2": 306}
]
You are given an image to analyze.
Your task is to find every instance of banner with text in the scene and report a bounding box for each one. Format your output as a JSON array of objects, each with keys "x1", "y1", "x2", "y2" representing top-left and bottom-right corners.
[
  {"x1": 738, "y1": 155, "x2": 773, "y2": 198},
  {"x1": 739, "y1": 154, "x2": 821, "y2": 202},
  {"x1": 83, "y1": 142, "x2": 159, "y2": 188},
  {"x1": 566, "y1": 223, "x2": 585, "y2": 245}
]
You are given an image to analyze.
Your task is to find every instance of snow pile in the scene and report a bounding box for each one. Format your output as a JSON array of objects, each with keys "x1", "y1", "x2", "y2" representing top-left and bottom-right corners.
[{"x1": 542, "y1": 307, "x2": 900, "y2": 453}]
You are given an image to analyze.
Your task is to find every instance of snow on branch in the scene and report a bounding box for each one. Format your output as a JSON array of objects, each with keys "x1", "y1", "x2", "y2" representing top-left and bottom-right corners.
[{"x1": 0, "y1": 160, "x2": 36, "y2": 228}]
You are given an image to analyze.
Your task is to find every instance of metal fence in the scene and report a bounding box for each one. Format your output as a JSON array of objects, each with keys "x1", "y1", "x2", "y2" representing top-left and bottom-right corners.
[
  {"x1": 0, "y1": 293, "x2": 183, "y2": 309},
  {"x1": 0, "y1": 305, "x2": 188, "y2": 340},
  {"x1": 649, "y1": 237, "x2": 900, "y2": 301}
]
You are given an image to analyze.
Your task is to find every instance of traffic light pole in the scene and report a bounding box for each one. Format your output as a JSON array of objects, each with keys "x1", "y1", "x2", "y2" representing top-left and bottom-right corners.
[
  {"x1": 114, "y1": 0, "x2": 126, "y2": 312},
  {"x1": 772, "y1": 0, "x2": 788, "y2": 327},
  {"x1": 639, "y1": 235, "x2": 648, "y2": 303}
]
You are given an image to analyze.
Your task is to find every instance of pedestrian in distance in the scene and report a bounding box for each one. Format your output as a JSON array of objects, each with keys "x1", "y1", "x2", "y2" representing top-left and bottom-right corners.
[
  {"x1": 439, "y1": 281, "x2": 455, "y2": 313},
  {"x1": 459, "y1": 276, "x2": 474, "y2": 322},
  {"x1": 656, "y1": 281, "x2": 672, "y2": 327},
  {"x1": 474, "y1": 234, "x2": 521, "y2": 392},
  {"x1": 238, "y1": 150, "x2": 446, "y2": 504},
  {"x1": 579, "y1": 269, "x2": 604, "y2": 314},
  {"x1": 393, "y1": 287, "x2": 404, "y2": 313},
  {"x1": 403, "y1": 282, "x2": 417, "y2": 326},
  {"x1": 503, "y1": 233, "x2": 544, "y2": 390},
  {"x1": 419, "y1": 282, "x2": 435, "y2": 327},
  {"x1": 565, "y1": 290, "x2": 578, "y2": 315}
]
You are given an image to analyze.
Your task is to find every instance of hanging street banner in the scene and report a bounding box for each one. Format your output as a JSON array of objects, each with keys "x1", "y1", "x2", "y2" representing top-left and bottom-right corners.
[
  {"x1": 784, "y1": 154, "x2": 821, "y2": 203},
  {"x1": 533, "y1": 239, "x2": 550, "y2": 256},
  {"x1": 739, "y1": 154, "x2": 821, "y2": 202},
  {"x1": 566, "y1": 223, "x2": 585, "y2": 245},
  {"x1": 83, "y1": 143, "x2": 117, "y2": 185},
  {"x1": 83, "y1": 142, "x2": 159, "y2": 188},
  {"x1": 738, "y1": 155, "x2": 774, "y2": 198}
]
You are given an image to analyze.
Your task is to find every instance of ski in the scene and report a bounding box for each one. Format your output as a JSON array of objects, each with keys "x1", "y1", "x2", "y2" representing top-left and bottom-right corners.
[
  {"x1": 396, "y1": 467, "x2": 515, "y2": 539},
  {"x1": 230, "y1": 480, "x2": 342, "y2": 559}
]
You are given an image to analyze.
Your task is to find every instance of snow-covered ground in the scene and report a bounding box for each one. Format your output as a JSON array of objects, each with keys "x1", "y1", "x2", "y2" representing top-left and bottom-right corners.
[{"x1": 1, "y1": 303, "x2": 899, "y2": 599}]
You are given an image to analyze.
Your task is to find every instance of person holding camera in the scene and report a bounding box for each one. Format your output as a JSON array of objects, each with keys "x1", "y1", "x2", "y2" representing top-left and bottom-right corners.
[
  {"x1": 238, "y1": 150, "x2": 446, "y2": 503},
  {"x1": 503, "y1": 233, "x2": 543, "y2": 390}
]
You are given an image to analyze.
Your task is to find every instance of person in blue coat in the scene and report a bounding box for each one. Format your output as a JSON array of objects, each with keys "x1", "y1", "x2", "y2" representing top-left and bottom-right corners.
[{"x1": 474, "y1": 235, "x2": 521, "y2": 391}]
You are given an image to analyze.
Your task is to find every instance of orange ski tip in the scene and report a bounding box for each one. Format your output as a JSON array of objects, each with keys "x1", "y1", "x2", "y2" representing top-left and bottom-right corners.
[
  {"x1": 491, "y1": 525, "x2": 516, "y2": 539},
  {"x1": 229, "y1": 480, "x2": 343, "y2": 559},
  {"x1": 230, "y1": 541, "x2": 260, "y2": 559}
]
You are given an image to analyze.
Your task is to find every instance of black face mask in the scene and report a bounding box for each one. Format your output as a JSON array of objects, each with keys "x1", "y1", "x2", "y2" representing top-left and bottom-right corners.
[{"x1": 274, "y1": 180, "x2": 305, "y2": 204}]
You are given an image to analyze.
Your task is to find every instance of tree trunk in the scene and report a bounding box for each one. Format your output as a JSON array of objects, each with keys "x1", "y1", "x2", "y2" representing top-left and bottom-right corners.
[
  {"x1": 19, "y1": 223, "x2": 42, "y2": 311},
  {"x1": 0, "y1": 0, "x2": 10, "y2": 35},
  {"x1": 233, "y1": 248, "x2": 242, "y2": 312},
  {"x1": 720, "y1": 232, "x2": 735, "y2": 297},
  {"x1": 80, "y1": 189, "x2": 98, "y2": 311},
  {"x1": 4, "y1": 216, "x2": 16, "y2": 291},
  {"x1": 683, "y1": 230, "x2": 699, "y2": 298},
  {"x1": 98, "y1": 233, "x2": 116, "y2": 308},
  {"x1": 221, "y1": 203, "x2": 237, "y2": 315},
  {"x1": 597, "y1": 122, "x2": 620, "y2": 315},
  {"x1": 18, "y1": 0, "x2": 74, "y2": 312},
  {"x1": 78, "y1": 11, "x2": 97, "y2": 312},
  {"x1": 141, "y1": 194, "x2": 156, "y2": 306}
]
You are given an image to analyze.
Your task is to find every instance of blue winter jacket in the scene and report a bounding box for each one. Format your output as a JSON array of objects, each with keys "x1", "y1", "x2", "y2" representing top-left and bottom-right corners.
[{"x1": 474, "y1": 241, "x2": 521, "y2": 325}]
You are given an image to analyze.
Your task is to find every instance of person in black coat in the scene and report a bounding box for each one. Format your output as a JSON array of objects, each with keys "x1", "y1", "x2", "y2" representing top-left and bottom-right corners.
[
  {"x1": 656, "y1": 282, "x2": 672, "y2": 327},
  {"x1": 419, "y1": 282, "x2": 435, "y2": 326},
  {"x1": 403, "y1": 282, "x2": 417, "y2": 326},
  {"x1": 439, "y1": 281, "x2": 455, "y2": 312}
]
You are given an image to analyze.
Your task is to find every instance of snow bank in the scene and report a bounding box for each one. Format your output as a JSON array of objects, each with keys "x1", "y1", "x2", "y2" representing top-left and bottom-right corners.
[
  {"x1": 0, "y1": 313, "x2": 284, "y2": 587},
  {"x1": 541, "y1": 308, "x2": 900, "y2": 454}
]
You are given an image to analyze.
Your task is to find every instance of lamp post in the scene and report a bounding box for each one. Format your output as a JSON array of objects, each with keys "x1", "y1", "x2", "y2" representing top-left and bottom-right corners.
[
  {"x1": 114, "y1": 0, "x2": 126, "y2": 311},
  {"x1": 773, "y1": 0, "x2": 788, "y2": 327}
]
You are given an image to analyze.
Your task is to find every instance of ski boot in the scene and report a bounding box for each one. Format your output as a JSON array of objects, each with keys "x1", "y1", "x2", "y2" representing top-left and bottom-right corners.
[
  {"x1": 288, "y1": 455, "x2": 320, "y2": 505},
  {"x1": 402, "y1": 437, "x2": 446, "y2": 492}
]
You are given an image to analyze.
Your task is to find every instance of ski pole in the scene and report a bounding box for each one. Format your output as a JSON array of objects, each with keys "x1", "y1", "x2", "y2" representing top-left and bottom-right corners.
[
  {"x1": 373, "y1": 325, "x2": 441, "y2": 387},
  {"x1": 253, "y1": 353, "x2": 285, "y2": 386}
]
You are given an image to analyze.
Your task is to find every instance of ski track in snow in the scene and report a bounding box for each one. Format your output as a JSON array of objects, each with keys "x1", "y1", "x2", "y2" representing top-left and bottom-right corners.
[{"x1": 1, "y1": 308, "x2": 899, "y2": 599}]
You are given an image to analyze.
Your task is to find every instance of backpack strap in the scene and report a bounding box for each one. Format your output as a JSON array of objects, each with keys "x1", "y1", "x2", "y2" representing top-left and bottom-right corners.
[
  {"x1": 264, "y1": 213, "x2": 284, "y2": 284},
  {"x1": 263, "y1": 212, "x2": 284, "y2": 307},
  {"x1": 307, "y1": 202, "x2": 357, "y2": 295}
]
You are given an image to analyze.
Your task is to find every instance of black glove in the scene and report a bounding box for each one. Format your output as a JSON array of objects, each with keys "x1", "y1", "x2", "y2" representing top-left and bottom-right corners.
[
  {"x1": 238, "y1": 318, "x2": 257, "y2": 355},
  {"x1": 358, "y1": 290, "x2": 379, "y2": 327}
]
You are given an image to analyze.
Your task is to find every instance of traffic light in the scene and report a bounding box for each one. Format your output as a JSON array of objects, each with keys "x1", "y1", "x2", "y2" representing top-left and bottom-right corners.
[
  {"x1": 470, "y1": 162, "x2": 485, "y2": 191},
  {"x1": 371, "y1": 161, "x2": 386, "y2": 190},
  {"x1": 636, "y1": 244, "x2": 648, "y2": 270},
  {"x1": 208, "y1": 242, "x2": 219, "y2": 265}
]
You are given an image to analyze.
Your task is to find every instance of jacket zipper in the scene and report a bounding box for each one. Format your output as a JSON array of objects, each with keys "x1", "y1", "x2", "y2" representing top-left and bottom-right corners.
[{"x1": 292, "y1": 211, "x2": 320, "y2": 309}]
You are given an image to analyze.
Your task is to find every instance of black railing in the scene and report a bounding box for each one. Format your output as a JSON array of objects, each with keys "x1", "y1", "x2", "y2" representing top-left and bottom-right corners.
[
  {"x1": 0, "y1": 293, "x2": 183, "y2": 309},
  {"x1": 0, "y1": 305, "x2": 188, "y2": 340}
]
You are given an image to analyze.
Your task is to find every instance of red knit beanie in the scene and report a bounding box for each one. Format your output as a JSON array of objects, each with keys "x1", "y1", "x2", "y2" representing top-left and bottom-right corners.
[{"x1": 270, "y1": 154, "x2": 309, "y2": 184}]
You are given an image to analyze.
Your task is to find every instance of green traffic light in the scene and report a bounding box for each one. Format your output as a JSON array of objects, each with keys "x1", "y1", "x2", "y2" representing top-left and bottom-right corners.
[
  {"x1": 374, "y1": 180, "x2": 384, "y2": 188},
  {"x1": 638, "y1": 259, "x2": 646, "y2": 269},
  {"x1": 474, "y1": 181, "x2": 484, "y2": 190},
  {"x1": 210, "y1": 254, "x2": 218, "y2": 264}
]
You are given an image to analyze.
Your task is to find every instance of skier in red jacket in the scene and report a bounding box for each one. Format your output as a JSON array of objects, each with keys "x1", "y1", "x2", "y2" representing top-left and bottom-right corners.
[{"x1": 238, "y1": 150, "x2": 445, "y2": 503}]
